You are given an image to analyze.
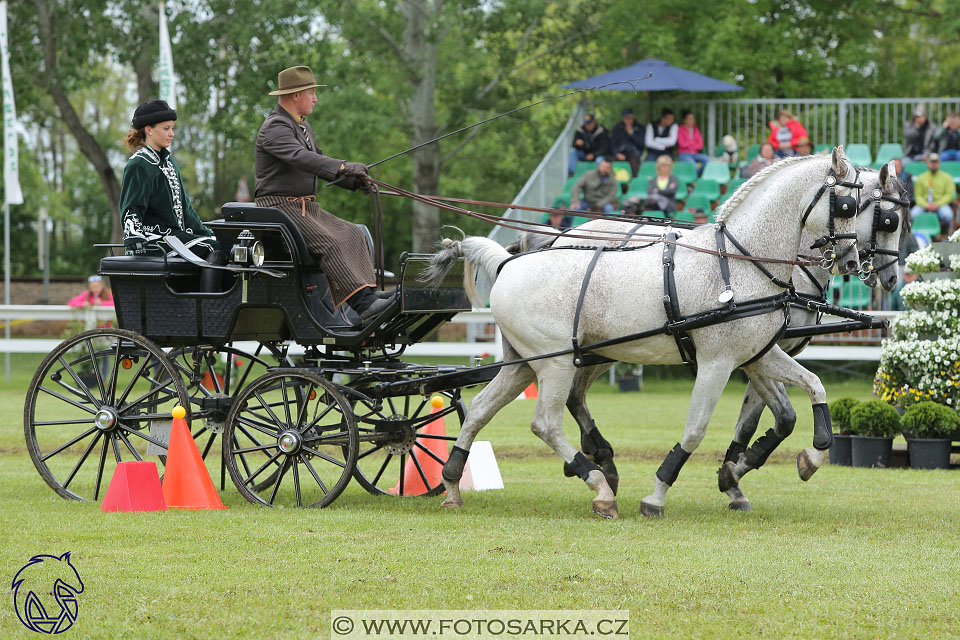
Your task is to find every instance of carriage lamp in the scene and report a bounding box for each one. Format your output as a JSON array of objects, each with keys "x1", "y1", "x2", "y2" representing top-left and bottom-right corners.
[{"x1": 231, "y1": 230, "x2": 265, "y2": 267}]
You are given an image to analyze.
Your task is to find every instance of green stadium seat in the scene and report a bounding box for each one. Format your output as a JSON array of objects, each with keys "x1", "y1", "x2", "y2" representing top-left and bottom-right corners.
[
  {"x1": 726, "y1": 177, "x2": 747, "y2": 193},
  {"x1": 683, "y1": 194, "x2": 713, "y2": 213},
  {"x1": 939, "y1": 161, "x2": 960, "y2": 183},
  {"x1": 701, "y1": 160, "x2": 731, "y2": 185},
  {"x1": 905, "y1": 161, "x2": 927, "y2": 177},
  {"x1": 745, "y1": 143, "x2": 761, "y2": 162},
  {"x1": 574, "y1": 161, "x2": 595, "y2": 177},
  {"x1": 845, "y1": 143, "x2": 872, "y2": 167},
  {"x1": 611, "y1": 161, "x2": 633, "y2": 184},
  {"x1": 624, "y1": 181, "x2": 648, "y2": 199},
  {"x1": 643, "y1": 210, "x2": 666, "y2": 219},
  {"x1": 638, "y1": 162, "x2": 657, "y2": 180},
  {"x1": 829, "y1": 277, "x2": 872, "y2": 309},
  {"x1": 874, "y1": 142, "x2": 903, "y2": 167},
  {"x1": 672, "y1": 161, "x2": 697, "y2": 184},
  {"x1": 569, "y1": 216, "x2": 591, "y2": 227},
  {"x1": 815, "y1": 144, "x2": 832, "y2": 155},
  {"x1": 912, "y1": 212, "x2": 942, "y2": 240},
  {"x1": 552, "y1": 193, "x2": 571, "y2": 209},
  {"x1": 691, "y1": 179, "x2": 721, "y2": 201},
  {"x1": 673, "y1": 210, "x2": 697, "y2": 223}
]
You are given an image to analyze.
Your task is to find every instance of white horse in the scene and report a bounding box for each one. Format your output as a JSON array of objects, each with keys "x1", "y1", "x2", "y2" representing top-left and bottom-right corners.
[
  {"x1": 539, "y1": 161, "x2": 908, "y2": 511},
  {"x1": 429, "y1": 150, "x2": 863, "y2": 518}
]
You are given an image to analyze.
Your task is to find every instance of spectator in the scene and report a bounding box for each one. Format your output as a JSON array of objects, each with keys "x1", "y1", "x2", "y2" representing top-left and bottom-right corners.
[
  {"x1": 68, "y1": 275, "x2": 114, "y2": 328},
  {"x1": 546, "y1": 211, "x2": 573, "y2": 230},
  {"x1": 644, "y1": 108, "x2": 678, "y2": 161},
  {"x1": 904, "y1": 104, "x2": 936, "y2": 161},
  {"x1": 719, "y1": 135, "x2": 739, "y2": 166},
  {"x1": 795, "y1": 136, "x2": 813, "y2": 156},
  {"x1": 742, "y1": 142, "x2": 778, "y2": 178},
  {"x1": 910, "y1": 152, "x2": 956, "y2": 233},
  {"x1": 893, "y1": 157, "x2": 915, "y2": 208},
  {"x1": 611, "y1": 108, "x2": 645, "y2": 177},
  {"x1": 569, "y1": 113, "x2": 611, "y2": 176},
  {"x1": 570, "y1": 159, "x2": 618, "y2": 214},
  {"x1": 767, "y1": 110, "x2": 808, "y2": 157},
  {"x1": 676, "y1": 110, "x2": 710, "y2": 177},
  {"x1": 642, "y1": 155, "x2": 681, "y2": 214},
  {"x1": 935, "y1": 112, "x2": 960, "y2": 162}
]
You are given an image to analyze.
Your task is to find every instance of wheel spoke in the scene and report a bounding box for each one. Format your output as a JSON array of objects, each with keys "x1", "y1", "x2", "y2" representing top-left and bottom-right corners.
[
  {"x1": 120, "y1": 386, "x2": 179, "y2": 416},
  {"x1": 117, "y1": 430, "x2": 143, "y2": 461},
  {"x1": 57, "y1": 355, "x2": 100, "y2": 406},
  {"x1": 398, "y1": 453, "x2": 406, "y2": 495},
  {"x1": 244, "y1": 450, "x2": 283, "y2": 486},
  {"x1": 233, "y1": 435, "x2": 252, "y2": 477},
  {"x1": 280, "y1": 377, "x2": 293, "y2": 428},
  {"x1": 268, "y1": 458, "x2": 290, "y2": 505},
  {"x1": 106, "y1": 339, "x2": 122, "y2": 403},
  {"x1": 40, "y1": 427, "x2": 98, "y2": 462},
  {"x1": 413, "y1": 441, "x2": 447, "y2": 466},
  {"x1": 62, "y1": 432, "x2": 102, "y2": 491},
  {"x1": 34, "y1": 418, "x2": 96, "y2": 427},
  {"x1": 301, "y1": 456, "x2": 328, "y2": 494},
  {"x1": 38, "y1": 386, "x2": 97, "y2": 415},
  {"x1": 110, "y1": 433, "x2": 123, "y2": 463},
  {"x1": 200, "y1": 432, "x2": 217, "y2": 460},
  {"x1": 412, "y1": 433, "x2": 458, "y2": 442},
  {"x1": 232, "y1": 442, "x2": 276, "y2": 455},
  {"x1": 119, "y1": 426, "x2": 168, "y2": 450},
  {"x1": 357, "y1": 442, "x2": 387, "y2": 460},
  {"x1": 292, "y1": 457, "x2": 302, "y2": 508},
  {"x1": 237, "y1": 424, "x2": 274, "y2": 458},
  {"x1": 409, "y1": 404, "x2": 459, "y2": 428},
  {"x1": 237, "y1": 415, "x2": 282, "y2": 438},
  {"x1": 410, "y1": 449, "x2": 431, "y2": 490},
  {"x1": 206, "y1": 352, "x2": 224, "y2": 394},
  {"x1": 253, "y1": 389, "x2": 286, "y2": 429},
  {"x1": 303, "y1": 430, "x2": 352, "y2": 444},
  {"x1": 94, "y1": 434, "x2": 109, "y2": 500},
  {"x1": 85, "y1": 339, "x2": 107, "y2": 404},
  {"x1": 371, "y1": 453, "x2": 392, "y2": 486},
  {"x1": 116, "y1": 352, "x2": 154, "y2": 407},
  {"x1": 301, "y1": 446, "x2": 346, "y2": 468}
]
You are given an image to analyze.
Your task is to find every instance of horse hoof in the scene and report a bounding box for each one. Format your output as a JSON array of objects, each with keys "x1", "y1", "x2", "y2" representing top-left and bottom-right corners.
[
  {"x1": 639, "y1": 500, "x2": 664, "y2": 518},
  {"x1": 562, "y1": 461, "x2": 576, "y2": 478},
  {"x1": 796, "y1": 450, "x2": 819, "y2": 482},
  {"x1": 592, "y1": 499, "x2": 619, "y2": 519},
  {"x1": 717, "y1": 461, "x2": 739, "y2": 492},
  {"x1": 728, "y1": 497, "x2": 753, "y2": 512},
  {"x1": 441, "y1": 497, "x2": 463, "y2": 509}
]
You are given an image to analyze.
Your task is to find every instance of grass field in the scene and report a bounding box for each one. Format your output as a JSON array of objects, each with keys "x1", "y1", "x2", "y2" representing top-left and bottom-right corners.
[{"x1": 1, "y1": 352, "x2": 958, "y2": 639}]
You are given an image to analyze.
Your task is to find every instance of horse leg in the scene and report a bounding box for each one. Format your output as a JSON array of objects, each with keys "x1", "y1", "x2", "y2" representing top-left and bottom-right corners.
[
  {"x1": 440, "y1": 348, "x2": 534, "y2": 509},
  {"x1": 736, "y1": 347, "x2": 831, "y2": 482},
  {"x1": 530, "y1": 362, "x2": 618, "y2": 519},
  {"x1": 640, "y1": 360, "x2": 733, "y2": 518},
  {"x1": 717, "y1": 381, "x2": 766, "y2": 510},
  {"x1": 562, "y1": 363, "x2": 619, "y2": 495},
  {"x1": 719, "y1": 376, "x2": 796, "y2": 511}
]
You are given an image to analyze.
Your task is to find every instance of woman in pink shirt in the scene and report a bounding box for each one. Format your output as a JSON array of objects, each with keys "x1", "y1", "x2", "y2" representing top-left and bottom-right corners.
[
  {"x1": 677, "y1": 110, "x2": 710, "y2": 177},
  {"x1": 68, "y1": 275, "x2": 114, "y2": 328}
]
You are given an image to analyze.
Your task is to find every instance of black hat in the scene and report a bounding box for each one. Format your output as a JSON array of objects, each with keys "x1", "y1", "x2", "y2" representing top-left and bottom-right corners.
[
  {"x1": 132, "y1": 100, "x2": 177, "y2": 129},
  {"x1": 622, "y1": 108, "x2": 634, "y2": 116}
]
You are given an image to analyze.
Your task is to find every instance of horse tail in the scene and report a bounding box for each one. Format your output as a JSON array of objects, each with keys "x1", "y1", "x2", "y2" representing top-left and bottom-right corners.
[{"x1": 422, "y1": 235, "x2": 511, "y2": 307}]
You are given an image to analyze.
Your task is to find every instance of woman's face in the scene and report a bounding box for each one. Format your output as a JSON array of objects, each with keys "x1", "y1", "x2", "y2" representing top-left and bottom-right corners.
[
  {"x1": 778, "y1": 113, "x2": 790, "y2": 126},
  {"x1": 683, "y1": 113, "x2": 695, "y2": 127},
  {"x1": 657, "y1": 161, "x2": 672, "y2": 176},
  {"x1": 146, "y1": 120, "x2": 176, "y2": 149},
  {"x1": 89, "y1": 280, "x2": 104, "y2": 295},
  {"x1": 760, "y1": 144, "x2": 775, "y2": 159}
]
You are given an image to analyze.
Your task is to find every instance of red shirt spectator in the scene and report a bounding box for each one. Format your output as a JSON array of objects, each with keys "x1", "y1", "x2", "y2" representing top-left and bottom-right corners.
[{"x1": 767, "y1": 110, "x2": 808, "y2": 154}]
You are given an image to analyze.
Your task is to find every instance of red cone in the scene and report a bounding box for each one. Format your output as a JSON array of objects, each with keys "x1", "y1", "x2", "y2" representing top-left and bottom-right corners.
[
  {"x1": 101, "y1": 461, "x2": 166, "y2": 512},
  {"x1": 389, "y1": 397, "x2": 448, "y2": 495}
]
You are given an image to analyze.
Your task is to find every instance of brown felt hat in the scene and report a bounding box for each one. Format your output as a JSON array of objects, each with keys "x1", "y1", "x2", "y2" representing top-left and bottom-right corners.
[{"x1": 269, "y1": 66, "x2": 325, "y2": 96}]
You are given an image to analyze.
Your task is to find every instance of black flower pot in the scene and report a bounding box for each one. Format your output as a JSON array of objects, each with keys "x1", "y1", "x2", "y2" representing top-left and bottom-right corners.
[
  {"x1": 907, "y1": 438, "x2": 952, "y2": 470},
  {"x1": 617, "y1": 376, "x2": 641, "y2": 392},
  {"x1": 829, "y1": 434, "x2": 852, "y2": 466},
  {"x1": 851, "y1": 435, "x2": 893, "y2": 468}
]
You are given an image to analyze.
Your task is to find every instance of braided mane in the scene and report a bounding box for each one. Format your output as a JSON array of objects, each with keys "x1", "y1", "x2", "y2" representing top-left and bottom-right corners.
[{"x1": 714, "y1": 155, "x2": 824, "y2": 223}]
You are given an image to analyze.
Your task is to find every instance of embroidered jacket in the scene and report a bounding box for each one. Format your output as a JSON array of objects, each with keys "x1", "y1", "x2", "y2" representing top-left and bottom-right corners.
[{"x1": 119, "y1": 146, "x2": 219, "y2": 255}]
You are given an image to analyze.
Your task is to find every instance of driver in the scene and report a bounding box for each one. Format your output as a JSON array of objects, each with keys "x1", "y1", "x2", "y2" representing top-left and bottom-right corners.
[{"x1": 254, "y1": 65, "x2": 394, "y2": 321}]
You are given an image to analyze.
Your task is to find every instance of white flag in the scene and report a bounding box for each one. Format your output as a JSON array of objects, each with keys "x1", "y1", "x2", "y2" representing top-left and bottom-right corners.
[
  {"x1": 0, "y1": 1, "x2": 23, "y2": 206},
  {"x1": 158, "y1": 1, "x2": 176, "y2": 109}
]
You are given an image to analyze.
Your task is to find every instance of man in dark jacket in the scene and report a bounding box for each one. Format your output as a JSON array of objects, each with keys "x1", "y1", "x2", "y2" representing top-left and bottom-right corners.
[
  {"x1": 254, "y1": 65, "x2": 393, "y2": 321},
  {"x1": 568, "y1": 113, "x2": 611, "y2": 176},
  {"x1": 904, "y1": 104, "x2": 935, "y2": 162},
  {"x1": 611, "y1": 108, "x2": 645, "y2": 177}
]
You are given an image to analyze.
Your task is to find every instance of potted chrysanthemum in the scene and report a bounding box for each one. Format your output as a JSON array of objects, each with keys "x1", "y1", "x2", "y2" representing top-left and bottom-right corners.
[
  {"x1": 849, "y1": 400, "x2": 900, "y2": 468},
  {"x1": 828, "y1": 397, "x2": 859, "y2": 466},
  {"x1": 901, "y1": 401, "x2": 959, "y2": 470}
]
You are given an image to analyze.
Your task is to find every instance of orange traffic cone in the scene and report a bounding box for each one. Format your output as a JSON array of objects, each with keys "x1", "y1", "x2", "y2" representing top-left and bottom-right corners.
[
  {"x1": 101, "y1": 461, "x2": 166, "y2": 512},
  {"x1": 516, "y1": 382, "x2": 538, "y2": 400},
  {"x1": 162, "y1": 406, "x2": 228, "y2": 510},
  {"x1": 389, "y1": 396, "x2": 448, "y2": 495}
]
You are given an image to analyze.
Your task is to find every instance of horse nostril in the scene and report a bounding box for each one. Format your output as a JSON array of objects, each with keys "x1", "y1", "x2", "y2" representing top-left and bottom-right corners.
[{"x1": 845, "y1": 258, "x2": 859, "y2": 272}]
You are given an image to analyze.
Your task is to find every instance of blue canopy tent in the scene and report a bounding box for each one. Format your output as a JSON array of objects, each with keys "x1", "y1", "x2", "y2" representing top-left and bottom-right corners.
[{"x1": 565, "y1": 59, "x2": 743, "y2": 152}]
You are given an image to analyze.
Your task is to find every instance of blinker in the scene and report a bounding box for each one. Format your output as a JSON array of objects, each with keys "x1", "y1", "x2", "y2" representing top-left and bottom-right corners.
[{"x1": 833, "y1": 194, "x2": 858, "y2": 218}]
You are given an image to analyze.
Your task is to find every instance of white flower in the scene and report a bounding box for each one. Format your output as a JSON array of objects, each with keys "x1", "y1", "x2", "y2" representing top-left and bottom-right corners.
[{"x1": 906, "y1": 246, "x2": 943, "y2": 273}]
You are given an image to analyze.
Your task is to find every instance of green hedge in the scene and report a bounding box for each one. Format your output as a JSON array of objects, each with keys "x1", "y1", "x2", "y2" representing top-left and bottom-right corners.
[
  {"x1": 849, "y1": 399, "x2": 900, "y2": 437},
  {"x1": 829, "y1": 397, "x2": 861, "y2": 435},
  {"x1": 901, "y1": 401, "x2": 960, "y2": 439}
]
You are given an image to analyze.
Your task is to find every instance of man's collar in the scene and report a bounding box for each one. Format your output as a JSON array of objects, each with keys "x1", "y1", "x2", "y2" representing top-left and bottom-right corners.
[{"x1": 279, "y1": 103, "x2": 304, "y2": 124}]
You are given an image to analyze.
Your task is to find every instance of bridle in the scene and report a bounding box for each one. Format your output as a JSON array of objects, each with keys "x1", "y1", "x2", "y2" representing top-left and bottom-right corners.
[
  {"x1": 856, "y1": 183, "x2": 911, "y2": 281},
  {"x1": 801, "y1": 168, "x2": 862, "y2": 270}
]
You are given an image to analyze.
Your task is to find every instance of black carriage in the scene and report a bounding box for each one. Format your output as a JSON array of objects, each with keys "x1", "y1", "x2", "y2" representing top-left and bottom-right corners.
[{"x1": 24, "y1": 202, "x2": 493, "y2": 508}]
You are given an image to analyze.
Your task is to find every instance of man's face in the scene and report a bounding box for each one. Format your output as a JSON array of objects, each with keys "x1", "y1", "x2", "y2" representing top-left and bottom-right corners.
[
  {"x1": 584, "y1": 120, "x2": 597, "y2": 131},
  {"x1": 598, "y1": 162, "x2": 612, "y2": 176},
  {"x1": 894, "y1": 158, "x2": 903, "y2": 174},
  {"x1": 660, "y1": 114, "x2": 674, "y2": 127},
  {"x1": 928, "y1": 158, "x2": 940, "y2": 173},
  {"x1": 760, "y1": 144, "x2": 774, "y2": 159},
  {"x1": 915, "y1": 114, "x2": 927, "y2": 127},
  {"x1": 293, "y1": 88, "x2": 318, "y2": 116},
  {"x1": 622, "y1": 114, "x2": 635, "y2": 126}
]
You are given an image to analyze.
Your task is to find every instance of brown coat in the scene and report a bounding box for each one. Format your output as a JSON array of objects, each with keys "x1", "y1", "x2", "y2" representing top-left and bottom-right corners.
[{"x1": 254, "y1": 104, "x2": 374, "y2": 307}]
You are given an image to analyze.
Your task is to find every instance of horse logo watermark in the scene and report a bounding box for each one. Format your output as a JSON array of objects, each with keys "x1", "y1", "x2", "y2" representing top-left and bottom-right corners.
[{"x1": 11, "y1": 552, "x2": 84, "y2": 634}]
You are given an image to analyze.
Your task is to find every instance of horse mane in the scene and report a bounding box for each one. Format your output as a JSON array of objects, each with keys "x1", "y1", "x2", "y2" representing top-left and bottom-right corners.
[{"x1": 715, "y1": 154, "x2": 824, "y2": 223}]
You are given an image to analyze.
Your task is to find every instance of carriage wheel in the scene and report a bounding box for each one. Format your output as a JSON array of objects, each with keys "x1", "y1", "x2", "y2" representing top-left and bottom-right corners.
[
  {"x1": 223, "y1": 370, "x2": 358, "y2": 508},
  {"x1": 24, "y1": 328, "x2": 188, "y2": 501},
  {"x1": 167, "y1": 344, "x2": 289, "y2": 488},
  {"x1": 350, "y1": 387, "x2": 465, "y2": 497}
]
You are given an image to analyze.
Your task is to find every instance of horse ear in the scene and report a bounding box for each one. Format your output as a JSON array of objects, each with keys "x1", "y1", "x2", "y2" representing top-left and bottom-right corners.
[
  {"x1": 831, "y1": 146, "x2": 850, "y2": 178},
  {"x1": 879, "y1": 161, "x2": 891, "y2": 189},
  {"x1": 59, "y1": 552, "x2": 71, "y2": 562}
]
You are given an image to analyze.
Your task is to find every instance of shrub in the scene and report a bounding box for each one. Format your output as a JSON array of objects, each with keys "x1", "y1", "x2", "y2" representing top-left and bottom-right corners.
[
  {"x1": 849, "y1": 400, "x2": 900, "y2": 437},
  {"x1": 829, "y1": 397, "x2": 860, "y2": 435},
  {"x1": 900, "y1": 401, "x2": 960, "y2": 439}
]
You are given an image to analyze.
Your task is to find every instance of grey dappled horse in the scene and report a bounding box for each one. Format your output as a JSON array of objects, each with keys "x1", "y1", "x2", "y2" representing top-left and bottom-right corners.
[{"x1": 429, "y1": 151, "x2": 863, "y2": 518}]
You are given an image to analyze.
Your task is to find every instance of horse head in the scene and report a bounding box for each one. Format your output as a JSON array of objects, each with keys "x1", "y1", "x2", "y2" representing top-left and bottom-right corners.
[
  {"x1": 856, "y1": 160, "x2": 909, "y2": 292},
  {"x1": 810, "y1": 146, "x2": 862, "y2": 275},
  {"x1": 12, "y1": 552, "x2": 84, "y2": 633}
]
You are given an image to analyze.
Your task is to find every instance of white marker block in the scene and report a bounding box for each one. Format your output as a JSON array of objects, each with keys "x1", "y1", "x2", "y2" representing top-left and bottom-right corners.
[{"x1": 458, "y1": 441, "x2": 504, "y2": 491}]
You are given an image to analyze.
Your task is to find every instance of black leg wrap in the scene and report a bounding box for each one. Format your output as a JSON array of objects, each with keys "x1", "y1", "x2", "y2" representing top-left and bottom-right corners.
[
  {"x1": 568, "y1": 451, "x2": 601, "y2": 481},
  {"x1": 442, "y1": 446, "x2": 470, "y2": 483},
  {"x1": 656, "y1": 443, "x2": 691, "y2": 486},
  {"x1": 582, "y1": 425, "x2": 614, "y2": 464},
  {"x1": 723, "y1": 441, "x2": 747, "y2": 466},
  {"x1": 743, "y1": 428, "x2": 785, "y2": 470},
  {"x1": 811, "y1": 402, "x2": 834, "y2": 450}
]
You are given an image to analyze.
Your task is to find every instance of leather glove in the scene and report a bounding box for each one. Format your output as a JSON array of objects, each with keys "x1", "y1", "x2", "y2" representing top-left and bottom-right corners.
[{"x1": 341, "y1": 161, "x2": 369, "y2": 179}]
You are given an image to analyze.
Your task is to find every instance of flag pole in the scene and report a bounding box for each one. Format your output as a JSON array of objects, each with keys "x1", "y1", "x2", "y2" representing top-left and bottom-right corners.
[{"x1": 3, "y1": 199, "x2": 8, "y2": 382}]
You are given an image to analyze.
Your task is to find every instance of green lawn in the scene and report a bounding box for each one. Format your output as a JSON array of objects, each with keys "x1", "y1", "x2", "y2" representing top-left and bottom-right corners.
[{"x1": 1, "y1": 357, "x2": 958, "y2": 639}]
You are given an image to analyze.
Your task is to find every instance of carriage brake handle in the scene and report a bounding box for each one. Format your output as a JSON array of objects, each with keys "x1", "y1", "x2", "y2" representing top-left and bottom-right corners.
[{"x1": 164, "y1": 236, "x2": 286, "y2": 279}]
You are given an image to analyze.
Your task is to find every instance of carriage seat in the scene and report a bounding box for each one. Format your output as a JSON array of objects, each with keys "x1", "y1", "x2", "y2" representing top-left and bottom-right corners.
[
  {"x1": 98, "y1": 254, "x2": 200, "y2": 277},
  {"x1": 220, "y1": 202, "x2": 375, "y2": 268}
]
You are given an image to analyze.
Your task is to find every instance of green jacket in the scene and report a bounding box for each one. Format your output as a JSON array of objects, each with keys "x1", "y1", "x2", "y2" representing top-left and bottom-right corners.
[
  {"x1": 914, "y1": 169, "x2": 957, "y2": 208},
  {"x1": 571, "y1": 169, "x2": 619, "y2": 208},
  {"x1": 119, "y1": 146, "x2": 219, "y2": 255}
]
